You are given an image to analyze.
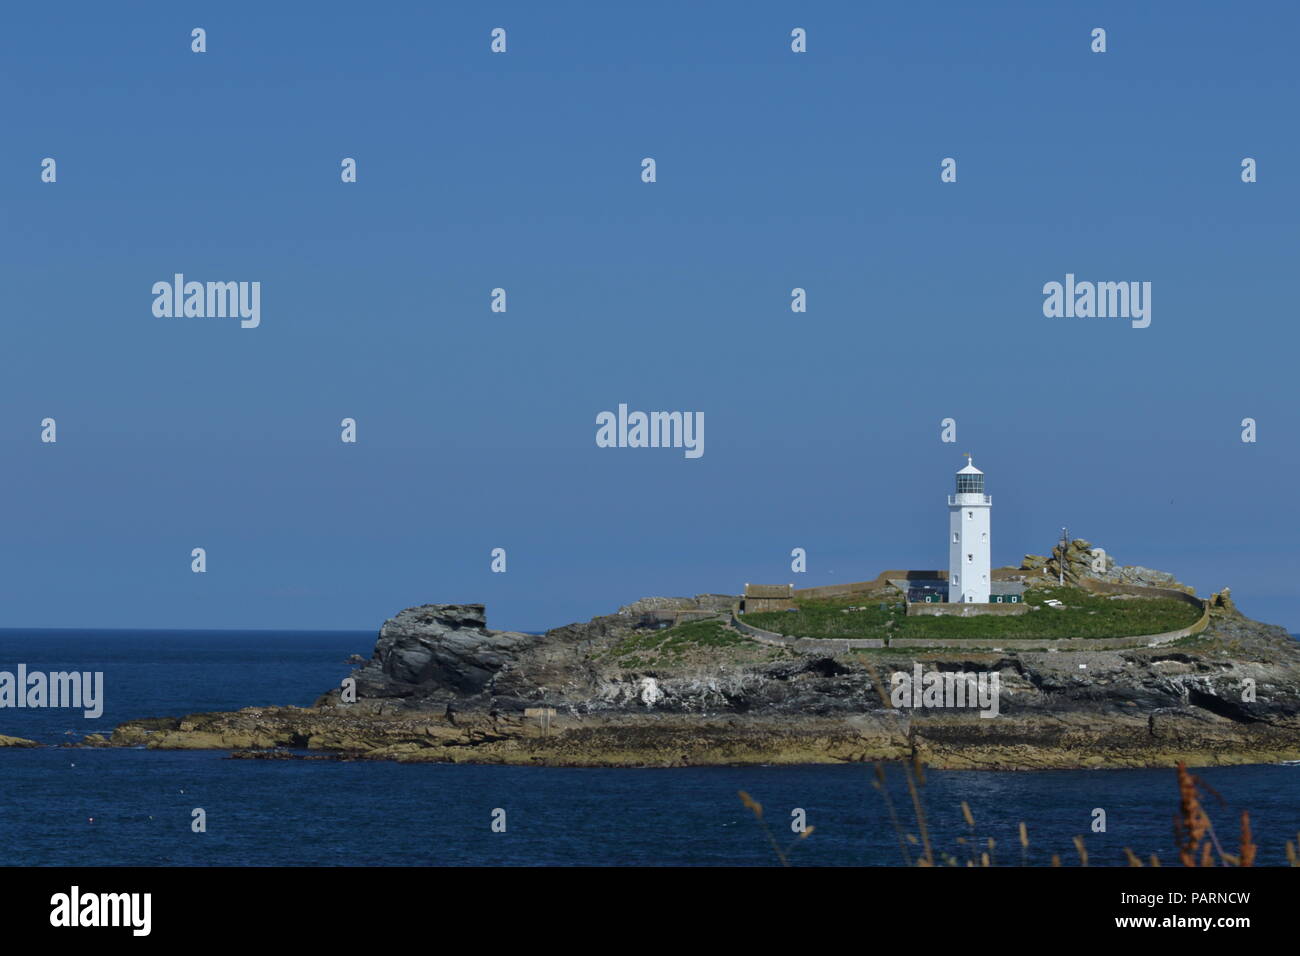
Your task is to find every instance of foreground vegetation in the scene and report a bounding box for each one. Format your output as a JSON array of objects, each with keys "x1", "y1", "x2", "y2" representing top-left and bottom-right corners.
[
  {"x1": 740, "y1": 759, "x2": 1284, "y2": 867},
  {"x1": 741, "y1": 585, "x2": 1201, "y2": 642}
]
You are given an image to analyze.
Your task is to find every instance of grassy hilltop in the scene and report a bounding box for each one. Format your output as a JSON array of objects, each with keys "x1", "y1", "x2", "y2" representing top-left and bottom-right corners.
[{"x1": 741, "y1": 584, "x2": 1202, "y2": 643}]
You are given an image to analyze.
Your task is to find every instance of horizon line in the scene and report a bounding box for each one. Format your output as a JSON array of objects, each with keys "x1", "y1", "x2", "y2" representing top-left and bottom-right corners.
[{"x1": 0, "y1": 625, "x2": 550, "y2": 635}]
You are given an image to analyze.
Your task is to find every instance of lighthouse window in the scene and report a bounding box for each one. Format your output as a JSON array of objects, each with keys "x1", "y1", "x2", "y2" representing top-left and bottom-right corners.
[
  {"x1": 981, "y1": 532, "x2": 987, "y2": 543},
  {"x1": 967, "y1": 553, "x2": 973, "y2": 563},
  {"x1": 967, "y1": 511, "x2": 973, "y2": 520},
  {"x1": 952, "y1": 533, "x2": 958, "y2": 543}
]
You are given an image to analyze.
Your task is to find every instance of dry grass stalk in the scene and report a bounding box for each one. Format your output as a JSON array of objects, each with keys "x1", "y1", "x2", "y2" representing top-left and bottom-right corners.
[
  {"x1": 903, "y1": 754, "x2": 934, "y2": 866},
  {"x1": 737, "y1": 790, "x2": 814, "y2": 866},
  {"x1": 1073, "y1": 835, "x2": 1089, "y2": 867},
  {"x1": 873, "y1": 763, "x2": 912, "y2": 866},
  {"x1": 1239, "y1": 812, "x2": 1256, "y2": 868},
  {"x1": 1174, "y1": 761, "x2": 1254, "y2": 867},
  {"x1": 842, "y1": 727, "x2": 1278, "y2": 867}
]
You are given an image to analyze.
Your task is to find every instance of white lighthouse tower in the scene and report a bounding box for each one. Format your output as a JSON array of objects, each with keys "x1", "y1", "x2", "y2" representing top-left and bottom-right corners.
[{"x1": 948, "y1": 455, "x2": 991, "y2": 603}]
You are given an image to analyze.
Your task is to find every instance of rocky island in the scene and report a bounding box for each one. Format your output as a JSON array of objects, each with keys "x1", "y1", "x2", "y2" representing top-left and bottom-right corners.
[{"x1": 87, "y1": 540, "x2": 1300, "y2": 770}]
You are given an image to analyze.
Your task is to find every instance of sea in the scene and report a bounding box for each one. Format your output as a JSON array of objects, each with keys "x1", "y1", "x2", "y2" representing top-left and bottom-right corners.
[{"x1": 1, "y1": 629, "x2": 1298, "y2": 867}]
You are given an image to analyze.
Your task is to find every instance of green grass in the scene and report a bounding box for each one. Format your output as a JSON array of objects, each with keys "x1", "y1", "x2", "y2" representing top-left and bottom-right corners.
[
  {"x1": 604, "y1": 619, "x2": 753, "y2": 664},
  {"x1": 743, "y1": 599, "x2": 901, "y2": 639},
  {"x1": 741, "y1": 586, "x2": 1201, "y2": 642}
]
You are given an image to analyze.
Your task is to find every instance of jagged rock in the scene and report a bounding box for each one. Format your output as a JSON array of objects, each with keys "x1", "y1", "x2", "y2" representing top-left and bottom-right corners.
[
  {"x1": 618, "y1": 594, "x2": 738, "y2": 615},
  {"x1": 1027, "y1": 539, "x2": 1196, "y2": 593},
  {"x1": 348, "y1": 604, "x2": 534, "y2": 699},
  {"x1": 0, "y1": 734, "x2": 39, "y2": 748},
  {"x1": 618, "y1": 597, "x2": 700, "y2": 614},
  {"x1": 1041, "y1": 538, "x2": 1108, "y2": 583},
  {"x1": 692, "y1": 593, "x2": 741, "y2": 612},
  {"x1": 1210, "y1": 588, "x2": 1241, "y2": 615}
]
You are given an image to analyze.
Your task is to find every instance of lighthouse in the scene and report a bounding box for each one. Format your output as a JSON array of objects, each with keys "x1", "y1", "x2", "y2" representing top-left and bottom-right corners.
[{"x1": 948, "y1": 455, "x2": 991, "y2": 603}]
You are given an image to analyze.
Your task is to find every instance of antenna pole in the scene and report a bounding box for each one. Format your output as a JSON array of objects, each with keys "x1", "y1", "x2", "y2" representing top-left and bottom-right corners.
[{"x1": 1058, "y1": 526, "x2": 1069, "y2": 585}]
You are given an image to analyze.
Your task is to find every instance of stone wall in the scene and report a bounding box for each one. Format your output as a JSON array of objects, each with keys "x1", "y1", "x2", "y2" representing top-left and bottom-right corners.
[
  {"x1": 791, "y1": 567, "x2": 1028, "y2": 602},
  {"x1": 745, "y1": 598, "x2": 796, "y2": 612},
  {"x1": 745, "y1": 584, "x2": 793, "y2": 599},
  {"x1": 1080, "y1": 579, "x2": 1204, "y2": 607},
  {"x1": 889, "y1": 629, "x2": 1200, "y2": 651},
  {"x1": 693, "y1": 593, "x2": 742, "y2": 612},
  {"x1": 793, "y1": 638, "x2": 885, "y2": 653},
  {"x1": 743, "y1": 584, "x2": 794, "y2": 613},
  {"x1": 729, "y1": 615, "x2": 798, "y2": 646},
  {"x1": 793, "y1": 571, "x2": 938, "y2": 600},
  {"x1": 905, "y1": 602, "x2": 1028, "y2": 617}
]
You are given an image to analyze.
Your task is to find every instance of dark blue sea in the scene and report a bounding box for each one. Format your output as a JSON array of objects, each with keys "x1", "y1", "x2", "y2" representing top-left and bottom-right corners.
[{"x1": 2, "y1": 629, "x2": 1298, "y2": 867}]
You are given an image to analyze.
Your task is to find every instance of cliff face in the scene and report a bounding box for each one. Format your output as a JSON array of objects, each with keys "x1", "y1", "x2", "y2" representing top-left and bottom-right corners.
[
  {"x1": 351, "y1": 604, "x2": 535, "y2": 697},
  {"x1": 345, "y1": 602, "x2": 629, "y2": 710}
]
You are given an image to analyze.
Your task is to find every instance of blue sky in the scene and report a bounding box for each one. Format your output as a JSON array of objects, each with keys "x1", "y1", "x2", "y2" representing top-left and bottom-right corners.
[{"x1": 2, "y1": 2, "x2": 1298, "y2": 632}]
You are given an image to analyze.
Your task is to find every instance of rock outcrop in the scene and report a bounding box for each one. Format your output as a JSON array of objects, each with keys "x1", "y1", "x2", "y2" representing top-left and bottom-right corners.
[
  {"x1": 93, "y1": 588, "x2": 1300, "y2": 769},
  {"x1": 1023, "y1": 539, "x2": 1195, "y2": 592},
  {"x1": 1210, "y1": 587, "x2": 1241, "y2": 615},
  {"x1": 92, "y1": 553, "x2": 1300, "y2": 770},
  {"x1": 349, "y1": 604, "x2": 535, "y2": 699}
]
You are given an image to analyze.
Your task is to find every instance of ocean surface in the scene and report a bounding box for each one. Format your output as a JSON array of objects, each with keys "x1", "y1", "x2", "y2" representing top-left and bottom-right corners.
[{"x1": 1, "y1": 629, "x2": 1298, "y2": 867}]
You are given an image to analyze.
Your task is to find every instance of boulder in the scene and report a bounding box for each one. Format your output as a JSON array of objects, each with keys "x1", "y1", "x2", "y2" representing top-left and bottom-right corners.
[
  {"x1": 1040, "y1": 539, "x2": 1119, "y2": 584},
  {"x1": 352, "y1": 604, "x2": 534, "y2": 698},
  {"x1": 1210, "y1": 588, "x2": 1241, "y2": 615}
]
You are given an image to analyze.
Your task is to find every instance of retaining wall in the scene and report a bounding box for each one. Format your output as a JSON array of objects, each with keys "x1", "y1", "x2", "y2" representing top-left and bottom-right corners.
[
  {"x1": 793, "y1": 638, "x2": 885, "y2": 653},
  {"x1": 906, "y1": 602, "x2": 1028, "y2": 617},
  {"x1": 792, "y1": 567, "x2": 1030, "y2": 601},
  {"x1": 792, "y1": 571, "x2": 933, "y2": 600},
  {"x1": 729, "y1": 615, "x2": 798, "y2": 646}
]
